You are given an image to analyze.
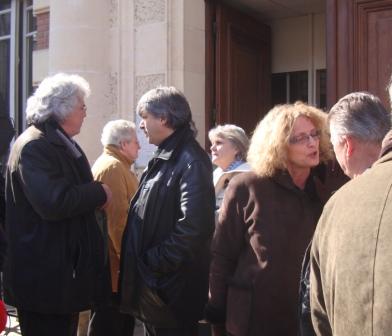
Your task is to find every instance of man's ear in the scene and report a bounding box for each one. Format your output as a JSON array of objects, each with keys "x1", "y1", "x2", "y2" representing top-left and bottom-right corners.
[
  {"x1": 160, "y1": 117, "x2": 167, "y2": 126},
  {"x1": 119, "y1": 141, "x2": 126, "y2": 151},
  {"x1": 345, "y1": 136, "x2": 355, "y2": 157}
]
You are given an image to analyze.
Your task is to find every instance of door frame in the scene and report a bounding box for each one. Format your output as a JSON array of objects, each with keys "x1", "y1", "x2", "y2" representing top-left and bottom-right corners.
[{"x1": 205, "y1": 0, "x2": 216, "y2": 148}]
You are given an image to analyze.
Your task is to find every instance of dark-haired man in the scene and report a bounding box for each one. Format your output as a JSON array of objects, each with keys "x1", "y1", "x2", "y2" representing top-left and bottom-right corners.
[{"x1": 119, "y1": 87, "x2": 215, "y2": 336}]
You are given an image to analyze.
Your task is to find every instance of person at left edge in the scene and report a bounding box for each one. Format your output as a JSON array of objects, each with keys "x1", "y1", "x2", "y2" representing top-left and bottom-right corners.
[{"x1": 4, "y1": 73, "x2": 112, "y2": 336}]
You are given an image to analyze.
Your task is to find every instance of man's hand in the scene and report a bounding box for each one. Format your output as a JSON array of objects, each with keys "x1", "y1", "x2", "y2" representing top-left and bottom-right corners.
[{"x1": 100, "y1": 184, "x2": 112, "y2": 209}]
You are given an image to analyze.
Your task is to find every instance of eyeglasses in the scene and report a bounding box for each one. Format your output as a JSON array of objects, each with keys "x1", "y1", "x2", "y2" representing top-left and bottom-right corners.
[{"x1": 289, "y1": 130, "x2": 321, "y2": 145}]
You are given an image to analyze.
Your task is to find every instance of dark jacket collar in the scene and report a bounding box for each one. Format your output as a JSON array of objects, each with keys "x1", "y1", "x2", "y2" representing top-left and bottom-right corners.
[
  {"x1": 33, "y1": 118, "x2": 69, "y2": 147},
  {"x1": 33, "y1": 119, "x2": 82, "y2": 159},
  {"x1": 380, "y1": 129, "x2": 392, "y2": 158},
  {"x1": 154, "y1": 126, "x2": 194, "y2": 161},
  {"x1": 272, "y1": 169, "x2": 319, "y2": 200}
]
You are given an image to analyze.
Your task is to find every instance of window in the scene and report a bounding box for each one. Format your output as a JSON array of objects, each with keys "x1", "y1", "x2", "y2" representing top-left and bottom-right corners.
[
  {"x1": 20, "y1": 0, "x2": 36, "y2": 130},
  {"x1": 271, "y1": 70, "x2": 327, "y2": 110},
  {"x1": 0, "y1": 1, "x2": 11, "y2": 120},
  {"x1": 316, "y1": 69, "x2": 326, "y2": 109},
  {"x1": 271, "y1": 71, "x2": 308, "y2": 106},
  {"x1": 0, "y1": 0, "x2": 36, "y2": 134}
]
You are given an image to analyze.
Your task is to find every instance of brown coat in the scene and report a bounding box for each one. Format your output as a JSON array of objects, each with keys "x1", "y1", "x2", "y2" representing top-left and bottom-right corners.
[
  {"x1": 208, "y1": 170, "x2": 324, "y2": 336},
  {"x1": 92, "y1": 145, "x2": 138, "y2": 292},
  {"x1": 310, "y1": 151, "x2": 392, "y2": 336}
]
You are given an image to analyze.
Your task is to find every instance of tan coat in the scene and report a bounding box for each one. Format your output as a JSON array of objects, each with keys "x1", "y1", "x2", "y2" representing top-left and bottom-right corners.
[
  {"x1": 92, "y1": 145, "x2": 138, "y2": 292},
  {"x1": 310, "y1": 151, "x2": 392, "y2": 335}
]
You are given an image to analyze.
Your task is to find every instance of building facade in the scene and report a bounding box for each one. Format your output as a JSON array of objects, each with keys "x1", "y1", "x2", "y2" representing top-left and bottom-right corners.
[{"x1": 2, "y1": 0, "x2": 392, "y2": 166}]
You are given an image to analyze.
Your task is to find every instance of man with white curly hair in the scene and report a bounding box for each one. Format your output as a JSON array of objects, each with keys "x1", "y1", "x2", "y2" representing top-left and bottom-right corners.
[{"x1": 4, "y1": 73, "x2": 112, "y2": 336}]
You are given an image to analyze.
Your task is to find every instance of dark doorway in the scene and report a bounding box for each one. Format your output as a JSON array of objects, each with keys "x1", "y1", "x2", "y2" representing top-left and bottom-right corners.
[{"x1": 205, "y1": 0, "x2": 271, "y2": 142}]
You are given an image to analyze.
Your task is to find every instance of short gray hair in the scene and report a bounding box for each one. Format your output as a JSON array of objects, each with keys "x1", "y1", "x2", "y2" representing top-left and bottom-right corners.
[
  {"x1": 26, "y1": 73, "x2": 90, "y2": 124},
  {"x1": 101, "y1": 119, "x2": 136, "y2": 147},
  {"x1": 329, "y1": 92, "x2": 391, "y2": 144},
  {"x1": 136, "y1": 86, "x2": 196, "y2": 132},
  {"x1": 208, "y1": 124, "x2": 249, "y2": 161}
]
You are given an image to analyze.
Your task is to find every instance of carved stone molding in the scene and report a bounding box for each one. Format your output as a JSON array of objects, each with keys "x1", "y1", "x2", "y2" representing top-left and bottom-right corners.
[
  {"x1": 109, "y1": 0, "x2": 118, "y2": 27},
  {"x1": 135, "y1": 0, "x2": 165, "y2": 26},
  {"x1": 135, "y1": 74, "x2": 165, "y2": 104},
  {"x1": 104, "y1": 72, "x2": 118, "y2": 117}
]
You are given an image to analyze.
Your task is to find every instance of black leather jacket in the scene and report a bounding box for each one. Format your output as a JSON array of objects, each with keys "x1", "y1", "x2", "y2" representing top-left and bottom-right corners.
[
  {"x1": 119, "y1": 126, "x2": 215, "y2": 327},
  {"x1": 4, "y1": 120, "x2": 109, "y2": 313}
]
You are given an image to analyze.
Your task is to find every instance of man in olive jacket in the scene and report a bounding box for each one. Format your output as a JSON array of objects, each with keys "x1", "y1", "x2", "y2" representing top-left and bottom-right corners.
[
  {"x1": 310, "y1": 92, "x2": 392, "y2": 335},
  {"x1": 119, "y1": 87, "x2": 215, "y2": 336},
  {"x1": 4, "y1": 73, "x2": 112, "y2": 336}
]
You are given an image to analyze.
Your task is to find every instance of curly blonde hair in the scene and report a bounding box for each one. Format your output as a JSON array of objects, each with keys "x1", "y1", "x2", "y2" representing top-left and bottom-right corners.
[{"x1": 247, "y1": 102, "x2": 333, "y2": 177}]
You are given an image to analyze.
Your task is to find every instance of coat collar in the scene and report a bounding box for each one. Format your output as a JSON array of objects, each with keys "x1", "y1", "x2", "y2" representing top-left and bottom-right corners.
[
  {"x1": 153, "y1": 126, "x2": 194, "y2": 161},
  {"x1": 34, "y1": 119, "x2": 83, "y2": 159},
  {"x1": 272, "y1": 169, "x2": 319, "y2": 200},
  {"x1": 373, "y1": 149, "x2": 392, "y2": 167},
  {"x1": 34, "y1": 118, "x2": 68, "y2": 147},
  {"x1": 103, "y1": 145, "x2": 133, "y2": 166},
  {"x1": 213, "y1": 162, "x2": 250, "y2": 186},
  {"x1": 379, "y1": 130, "x2": 392, "y2": 158}
]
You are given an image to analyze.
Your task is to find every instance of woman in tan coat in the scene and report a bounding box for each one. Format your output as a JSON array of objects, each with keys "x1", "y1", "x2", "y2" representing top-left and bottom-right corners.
[{"x1": 205, "y1": 102, "x2": 333, "y2": 336}]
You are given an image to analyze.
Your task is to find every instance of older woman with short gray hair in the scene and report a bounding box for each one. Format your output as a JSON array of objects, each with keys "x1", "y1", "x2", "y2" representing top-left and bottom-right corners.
[{"x1": 208, "y1": 124, "x2": 250, "y2": 212}]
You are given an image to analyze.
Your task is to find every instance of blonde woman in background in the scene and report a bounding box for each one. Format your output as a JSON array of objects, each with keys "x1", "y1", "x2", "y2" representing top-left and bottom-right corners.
[{"x1": 209, "y1": 124, "x2": 250, "y2": 212}]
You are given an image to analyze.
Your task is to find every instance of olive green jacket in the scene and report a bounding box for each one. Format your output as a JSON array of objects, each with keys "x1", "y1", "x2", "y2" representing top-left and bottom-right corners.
[{"x1": 310, "y1": 150, "x2": 392, "y2": 335}]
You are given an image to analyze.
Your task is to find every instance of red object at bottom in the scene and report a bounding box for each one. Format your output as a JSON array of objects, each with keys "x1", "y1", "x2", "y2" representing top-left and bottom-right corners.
[{"x1": 0, "y1": 300, "x2": 7, "y2": 331}]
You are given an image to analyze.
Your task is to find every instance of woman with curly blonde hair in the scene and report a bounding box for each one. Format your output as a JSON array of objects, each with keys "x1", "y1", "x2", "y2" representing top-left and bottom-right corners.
[
  {"x1": 247, "y1": 102, "x2": 332, "y2": 178},
  {"x1": 206, "y1": 102, "x2": 333, "y2": 336}
]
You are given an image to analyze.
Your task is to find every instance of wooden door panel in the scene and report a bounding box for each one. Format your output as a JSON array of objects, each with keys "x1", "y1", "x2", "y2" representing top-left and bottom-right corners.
[
  {"x1": 214, "y1": 2, "x2": 271, "y2": 136},
  {"x1": 229, "y1": 27, "x2": 266, "y2": 134},
  {"x1": 327, "y1": 0, "x2": 392, "y2": 108},
  {"x1": 365, "y1": 8, "x2": 392, "y2": 105}
]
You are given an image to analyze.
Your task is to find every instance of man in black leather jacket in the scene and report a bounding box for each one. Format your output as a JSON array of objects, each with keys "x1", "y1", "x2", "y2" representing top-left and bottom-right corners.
[
  {"x1": 4, "y1": 73, "x2": 112, "y2": 336},
  {"x1": 119, "y1": 87, "x2": 215, "y2": 336}
]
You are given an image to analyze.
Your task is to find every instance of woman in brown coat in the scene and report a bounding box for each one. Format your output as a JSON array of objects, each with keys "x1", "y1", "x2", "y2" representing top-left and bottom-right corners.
[{"x1": 205, "y1": 102, "x2": 333, "y2": 336}]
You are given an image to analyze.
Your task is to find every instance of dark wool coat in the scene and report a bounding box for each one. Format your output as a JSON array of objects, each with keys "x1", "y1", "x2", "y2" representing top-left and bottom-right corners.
[
  {"x1": 208, "y1": 170, "x2": 324, "y2": 336},
  {"x1": 119, "y1": 127, "x2": 215, "y2": 328},
  {"x1": 4, "y1": 120, "x2": 108, "y2": 314},
  {"x1": 310, "y1": 147, "x2": 392, "y2": 336}
]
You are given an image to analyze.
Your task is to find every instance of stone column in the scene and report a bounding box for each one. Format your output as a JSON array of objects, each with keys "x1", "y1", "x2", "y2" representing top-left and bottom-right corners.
[
  {"x1": 133, "y1": 0, "x2": 206, "y2": 168},
  {"x1": 133, "y1": 0, "x2": 167, "y2": 167},
  {"x1": 169, "y1": 0, "x2": 206, "y2": 146}
]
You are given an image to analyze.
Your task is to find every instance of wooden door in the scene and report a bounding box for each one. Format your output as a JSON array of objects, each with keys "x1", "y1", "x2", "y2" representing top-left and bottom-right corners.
[
  {"x1": 327, "y1": 0, "x2": 392, "y2": 109},
  {"x1": 205, "y1": 1, "x2": 271, "y2": 139}
]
